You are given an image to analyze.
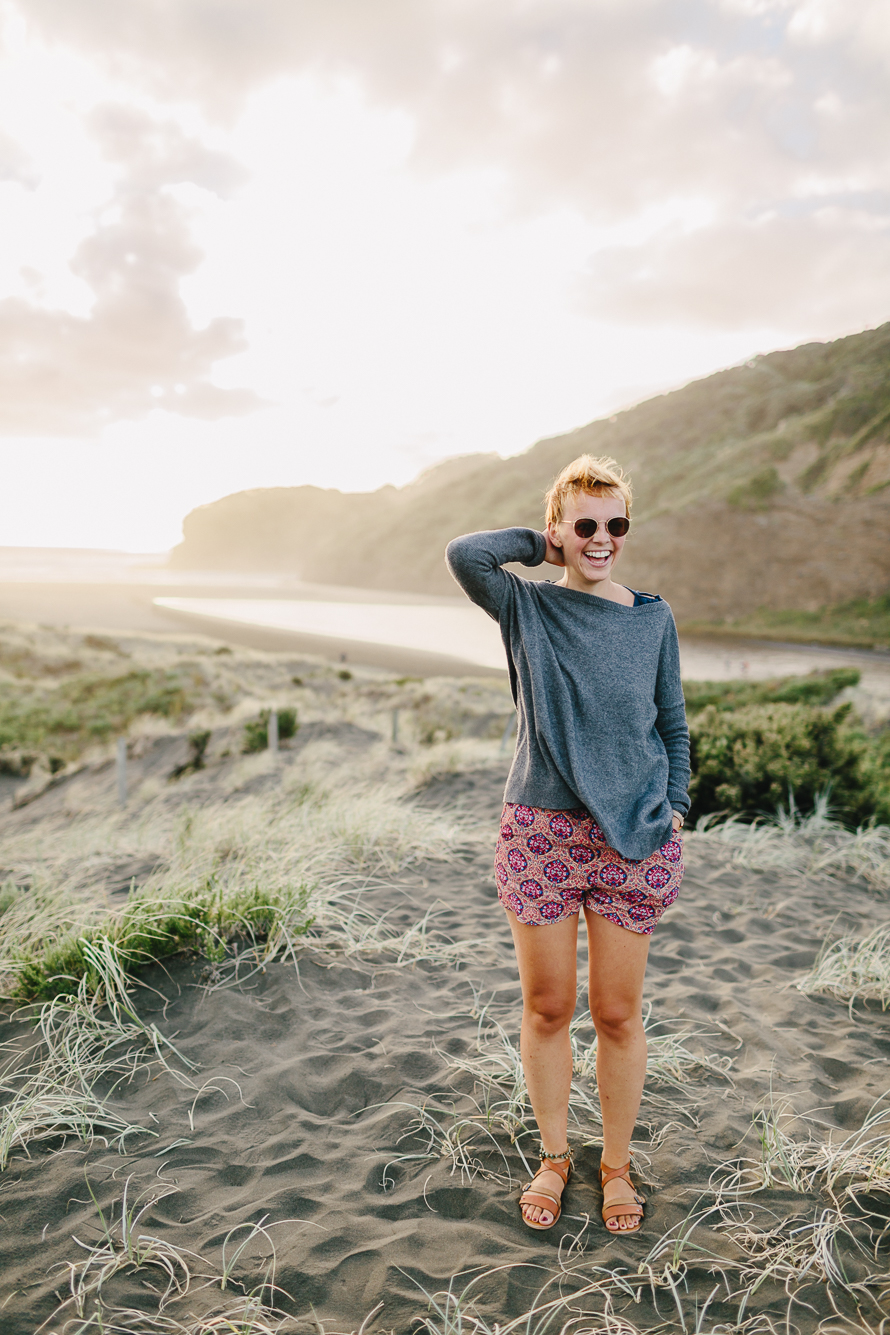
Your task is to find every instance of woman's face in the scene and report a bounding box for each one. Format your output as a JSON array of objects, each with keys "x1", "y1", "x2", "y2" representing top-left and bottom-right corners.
[{"x1": 547, "y1": 490, "x2": 629, "y2": 592}]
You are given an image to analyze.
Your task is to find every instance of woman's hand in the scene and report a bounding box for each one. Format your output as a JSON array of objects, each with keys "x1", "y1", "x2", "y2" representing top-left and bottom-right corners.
[
  {"x1": 671, "y1": 812, "x2": 684, "y2": 834},
  {"x1": 542, "y1": 529, "x2": 565, "y2": 567}
]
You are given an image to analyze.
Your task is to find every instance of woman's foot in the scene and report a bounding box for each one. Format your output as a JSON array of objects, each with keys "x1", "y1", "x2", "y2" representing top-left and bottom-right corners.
[
  {"x1": 519, "y1": 1152, "x2": 572, "y2": 1229},
  {"x1": 600, "y1": 1160, "x2": 645, "y2": 1233}
]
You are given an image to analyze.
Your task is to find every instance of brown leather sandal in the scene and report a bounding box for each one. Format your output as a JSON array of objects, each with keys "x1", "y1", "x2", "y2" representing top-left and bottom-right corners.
[
  {"x1": 519, "y1": 1147, "x2": 573, "y2": 1231},
  {"x1": 600, "y1": 1159, "x2": 645, "y2": 1234}
]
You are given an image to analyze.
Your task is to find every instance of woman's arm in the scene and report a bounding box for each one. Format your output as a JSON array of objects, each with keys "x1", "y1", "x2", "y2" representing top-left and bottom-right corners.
[
  {"x1": 446, "y1": 528, "x2": 559, "y2": 620},
  {"x1": 653, "y1": 615, "x2": 691, "y2": 819}
]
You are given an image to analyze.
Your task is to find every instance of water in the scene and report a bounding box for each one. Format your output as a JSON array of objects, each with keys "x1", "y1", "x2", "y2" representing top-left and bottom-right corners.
[
  {"x1": 155, "y1": 596, "x2": 507, "y2": 670},
  {"x1": 155, "y1": 596, "x2": 890, "y2": 690}
]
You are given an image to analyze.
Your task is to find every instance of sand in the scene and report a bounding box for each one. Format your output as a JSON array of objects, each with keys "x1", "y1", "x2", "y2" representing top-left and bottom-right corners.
[
  {"x1": 1, "y1": 734, "x2": 889, "y2": 1333},
  {"x1": 4, "y1": 568, "x2": 890, "y2": 684}
]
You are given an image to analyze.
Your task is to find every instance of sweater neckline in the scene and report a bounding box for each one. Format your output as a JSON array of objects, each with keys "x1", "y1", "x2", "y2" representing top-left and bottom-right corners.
[{"x1": 543, "y1": 581, "x2": 664, "y2": 611}]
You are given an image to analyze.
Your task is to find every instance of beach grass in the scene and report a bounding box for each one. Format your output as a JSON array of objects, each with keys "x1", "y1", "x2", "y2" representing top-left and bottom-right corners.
[
  {"x1": 2, "y1": 624, "x2": 890, "y2": 1334},
  {"x1": 39, "y1": 1175, "x2": 298, "y2": 1335},
  {"x1": 686, "y1": 798, "x2": 890, "y2": 892},
  {"x1": 795, "y1": 924, "x2": 890, "y2": 1013}
]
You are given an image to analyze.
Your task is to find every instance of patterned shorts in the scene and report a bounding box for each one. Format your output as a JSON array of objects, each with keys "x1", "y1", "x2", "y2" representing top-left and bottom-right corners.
[{"x1": 495, "y1": 804, "x2": 683, "y2": 935}]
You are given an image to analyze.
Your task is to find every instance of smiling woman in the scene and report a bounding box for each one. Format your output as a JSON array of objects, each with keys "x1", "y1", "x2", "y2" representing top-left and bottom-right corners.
[
  {"x1": 446, "y1": 454, "x2": 690, "y2": 1235},
  {"x1": 545, "y1": 455, "x2": 634, "y2": 598}
]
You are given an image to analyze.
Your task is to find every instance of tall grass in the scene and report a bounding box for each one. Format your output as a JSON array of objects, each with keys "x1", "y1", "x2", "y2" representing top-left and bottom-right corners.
[
  {"x1": 637, "y1": 1093, "x2": 890, "y2": 1327},
  {"x1": 0, "y1": 740, "x2": 472, "y2": 1001},
  {"x1": 41, "y1": 1178, "x2": 299, "y2": 1335},
  {"x1": 796, "y1": 924, "x2": 890, "y2": 1012},
  {"x1": 0, "y1": 932, "x2": 201, "y2": 1167},
  {"x1": 724, "y1": 1095, "x2": 890, "y2": 1200},
  {"x1": 0, "y1": 737, "x2": 489, "y2": 1190},
  {"x1": 688, "y1": 798, "x2": 890, "y2": 892},
  {"x1": 375, "y1": 1000, "x2": 735, "y2": 1194}
]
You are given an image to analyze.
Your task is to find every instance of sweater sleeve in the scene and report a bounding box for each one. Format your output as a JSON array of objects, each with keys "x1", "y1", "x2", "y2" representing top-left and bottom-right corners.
[
  {"x1": 654, "y1": 612, "x2": 691, "y2": 816},
  {"x1": 445, "y1": 528, "x2": 547, "y2": 621}
]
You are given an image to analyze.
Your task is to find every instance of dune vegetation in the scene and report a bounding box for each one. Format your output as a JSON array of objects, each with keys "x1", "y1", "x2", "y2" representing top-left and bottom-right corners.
[{"x1": 1, "y1": 622, "x2": 889, "y2": 1333}]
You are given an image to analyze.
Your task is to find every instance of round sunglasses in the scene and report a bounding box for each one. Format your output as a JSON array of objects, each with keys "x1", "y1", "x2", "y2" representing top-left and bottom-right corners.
[{"x1": 557, "y1": 515, "x2": 630, "y2": 539}]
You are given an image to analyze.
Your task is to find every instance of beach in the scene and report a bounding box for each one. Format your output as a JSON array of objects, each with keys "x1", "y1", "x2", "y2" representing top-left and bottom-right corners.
[
  {"x1": 3, "y1": 546, "x2": 890, "y2": 683},
  {"x1": 1, "y1": 629, "x2": 889, "y2": 1332}
]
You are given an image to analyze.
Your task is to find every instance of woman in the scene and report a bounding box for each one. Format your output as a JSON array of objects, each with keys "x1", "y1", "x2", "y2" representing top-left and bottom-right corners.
[{"x1": 446, "y1": 455, "x2": 689, "y2": 1234}]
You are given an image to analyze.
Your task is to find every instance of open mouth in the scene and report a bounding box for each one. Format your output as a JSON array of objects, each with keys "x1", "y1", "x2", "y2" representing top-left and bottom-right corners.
[{"x1": 583, "y1": 549, "x2": 612, "y2": 568}]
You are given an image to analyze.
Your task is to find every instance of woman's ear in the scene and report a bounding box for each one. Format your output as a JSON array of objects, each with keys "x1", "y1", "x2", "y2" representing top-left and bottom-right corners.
[{"x1": 546, "y1": 520, "x2": 562, "y2": 548}]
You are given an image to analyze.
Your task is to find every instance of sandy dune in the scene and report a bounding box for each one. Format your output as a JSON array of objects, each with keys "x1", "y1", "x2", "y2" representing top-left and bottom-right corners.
[{"x1": 1, "y1": 741, "x2": 888, "y2": 1333}]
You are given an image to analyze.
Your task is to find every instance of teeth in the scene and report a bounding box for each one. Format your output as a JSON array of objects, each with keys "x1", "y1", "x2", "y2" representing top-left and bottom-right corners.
[{"x1": 584, "y1": 550, "x2": 610, "y2": 559}]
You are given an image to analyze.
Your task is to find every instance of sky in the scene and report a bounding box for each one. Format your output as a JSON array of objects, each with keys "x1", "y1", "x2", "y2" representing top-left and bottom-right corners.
[{"x1": 0, "y1": 0, "x2": 888, "y2": 552}]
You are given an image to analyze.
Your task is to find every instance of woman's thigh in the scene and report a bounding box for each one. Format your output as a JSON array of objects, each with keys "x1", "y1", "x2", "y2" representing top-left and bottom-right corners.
[
  {"x1": 584, "y1": 909, "x2": 651, "y2": 1020},
  {"x1": 508, "y1": 910, "x2": 580, "y2": 1015}
]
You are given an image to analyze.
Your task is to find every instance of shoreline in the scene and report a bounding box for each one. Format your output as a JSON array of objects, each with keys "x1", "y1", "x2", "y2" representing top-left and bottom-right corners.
[{"x1": 4, "y1": 579, "x2": 890, "y2": 682}]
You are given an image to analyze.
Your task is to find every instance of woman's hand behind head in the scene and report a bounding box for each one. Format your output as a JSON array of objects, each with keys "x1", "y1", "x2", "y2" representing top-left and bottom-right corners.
[{"x1": 542, "y1": 530, "x2": 566, "y2": 566}]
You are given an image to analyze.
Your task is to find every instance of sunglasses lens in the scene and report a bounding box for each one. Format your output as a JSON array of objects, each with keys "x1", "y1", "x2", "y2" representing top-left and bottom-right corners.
[{"x1": 572, "y1": 516, "x2": 630, "y2": 538}]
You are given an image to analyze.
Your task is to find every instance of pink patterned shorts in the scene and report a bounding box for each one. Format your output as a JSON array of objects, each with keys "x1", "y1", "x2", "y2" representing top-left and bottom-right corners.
[{"x1": 495, "y1": 804, "x2": 683, "y2": 935}]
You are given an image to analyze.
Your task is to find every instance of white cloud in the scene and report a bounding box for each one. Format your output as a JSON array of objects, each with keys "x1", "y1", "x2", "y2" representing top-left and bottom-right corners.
[
  {"x1": 0, "y1": 0, "x2": 888, "y2": 547},
  {"x1": 0, "y1": 100, "x2": 258, "y2": 433}
]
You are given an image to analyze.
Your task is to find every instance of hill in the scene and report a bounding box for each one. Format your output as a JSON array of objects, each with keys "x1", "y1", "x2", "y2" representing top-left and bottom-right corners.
[{"x1": 172, "y1": 323, "x2": 890, "y2": 627}]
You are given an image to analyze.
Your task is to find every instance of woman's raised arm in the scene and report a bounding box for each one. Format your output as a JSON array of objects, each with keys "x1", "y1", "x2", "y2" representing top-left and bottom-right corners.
[{"x1": 445, "y1": 527, "x2": 550, "y2": 620}]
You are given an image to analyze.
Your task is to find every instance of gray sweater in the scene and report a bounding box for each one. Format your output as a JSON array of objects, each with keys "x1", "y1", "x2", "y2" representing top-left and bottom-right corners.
[{"x1": 446, "y1": 528, "x2": 690, "y2": 861}]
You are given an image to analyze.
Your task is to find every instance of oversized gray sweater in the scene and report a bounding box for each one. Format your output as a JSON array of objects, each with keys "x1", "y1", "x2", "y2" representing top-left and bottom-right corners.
[{"x1": 446, "y1": 528, "x2": 690, "y2": 861}]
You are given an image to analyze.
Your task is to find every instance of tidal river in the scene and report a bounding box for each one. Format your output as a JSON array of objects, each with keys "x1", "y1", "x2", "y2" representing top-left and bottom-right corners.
[{"x1": 154, "y1": 595, "x2": 890, "y2": 693}]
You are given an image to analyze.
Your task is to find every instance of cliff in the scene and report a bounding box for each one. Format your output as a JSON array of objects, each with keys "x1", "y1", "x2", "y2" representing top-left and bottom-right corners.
[{"x1": 171, "y1": 322, "x2": 890, "y2": 622}]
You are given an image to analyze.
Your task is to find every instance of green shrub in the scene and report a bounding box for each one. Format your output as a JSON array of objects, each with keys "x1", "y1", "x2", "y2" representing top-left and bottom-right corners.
[
  {"x1": 684, "y1": 667, "x2": 860, "y2": 715},
  {"x1": 861, "y1": 727, "x2": 890, "y2": 827},
  {"x1": 12, "y1": 878, "x2": 313, "y2": 1001},
  {"x1": 169, "y1": 728, "x2": 212, "y2": 779},
  {"x1": 0, "y1": 668, "x2": 195, "y2": 767},
  {"x1": 688, "y1": 701, "x2": 879, "y2": 825},
  {"x1": 242, "y1": 707, "x2": 298, "y2": 753}
]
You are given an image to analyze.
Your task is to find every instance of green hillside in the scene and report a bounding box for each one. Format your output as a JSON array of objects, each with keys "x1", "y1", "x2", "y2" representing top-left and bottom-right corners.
[{"x1": 172, "y1": 323, "x2": 890, "y2": 632}]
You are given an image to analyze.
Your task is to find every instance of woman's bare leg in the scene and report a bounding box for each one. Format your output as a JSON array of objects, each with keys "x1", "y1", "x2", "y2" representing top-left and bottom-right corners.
[
  {"x1": 585, "y1": 909, "x2": 651, "y2": 1231},
  {"x1": 507, "y1": 910, "x2": 579, "y2": 1225}
]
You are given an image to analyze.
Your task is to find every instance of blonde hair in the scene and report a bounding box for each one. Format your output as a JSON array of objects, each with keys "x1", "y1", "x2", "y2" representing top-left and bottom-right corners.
[{"x1": 544, "y1": 455, "x2": 633, "y2": 526}]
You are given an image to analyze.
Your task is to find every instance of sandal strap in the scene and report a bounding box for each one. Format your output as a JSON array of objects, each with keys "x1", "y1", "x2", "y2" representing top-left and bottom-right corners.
[
  {"x1": 600, "y1": 1160, "x2": 632, "y2": 1185},
  {"x1": 602, "y1": 1192, "x2": 645, "y2": 1216},
  {"x1": 601, "y1": 1161, "x2": 645, "y2": 1195},
  {"x1": 602, "y1": 1201, "x2": 643, "y2": 1229},
  {"x1": 519, "y1": 1188, "x2": 562, "y2": 1210},
  {"x1": 536, "y1": 1157, "x2": 572, "y2": 1187}
]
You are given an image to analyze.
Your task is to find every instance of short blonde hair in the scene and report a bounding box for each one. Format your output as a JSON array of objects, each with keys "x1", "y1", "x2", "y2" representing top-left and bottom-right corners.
[{"x1": 544, "y1": 455, "x2": 633, "y2": 526}]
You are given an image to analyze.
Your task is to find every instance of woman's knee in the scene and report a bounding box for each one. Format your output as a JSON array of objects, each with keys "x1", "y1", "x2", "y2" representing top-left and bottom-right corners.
[
  {"x1": 589, "y1": 996, "x2": 641, "y2": 1042},
  {"x1": 523, "y1": 987, "x2": 575, "y2": 1034}
]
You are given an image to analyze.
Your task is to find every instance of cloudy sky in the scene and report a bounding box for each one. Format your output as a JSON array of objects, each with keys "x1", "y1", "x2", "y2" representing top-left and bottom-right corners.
[{"x1": 1, "y1": 0, "x2": 888, "y2": 551}]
